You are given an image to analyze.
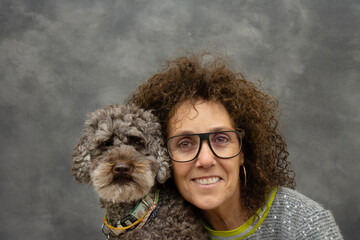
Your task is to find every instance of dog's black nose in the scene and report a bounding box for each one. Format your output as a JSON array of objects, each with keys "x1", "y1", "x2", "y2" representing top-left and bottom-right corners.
[{"x1": 113, "y1": 163, "x2": 131, "y2": 174}]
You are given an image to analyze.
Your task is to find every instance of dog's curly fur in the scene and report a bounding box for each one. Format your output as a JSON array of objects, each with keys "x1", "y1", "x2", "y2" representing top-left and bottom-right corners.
[{"x1": 72, "y1": 104, "x2": 207, "y2": 239}]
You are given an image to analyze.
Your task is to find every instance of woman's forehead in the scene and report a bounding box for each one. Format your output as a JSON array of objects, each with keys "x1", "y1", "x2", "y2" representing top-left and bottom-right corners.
[{"x1": 167, "y1": 100, "x2": 235, "y2": 136}]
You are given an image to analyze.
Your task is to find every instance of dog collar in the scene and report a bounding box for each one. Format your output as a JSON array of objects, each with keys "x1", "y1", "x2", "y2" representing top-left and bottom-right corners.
[{"x1": 102, "y1": 190, "x2": 160, "y2": 237}]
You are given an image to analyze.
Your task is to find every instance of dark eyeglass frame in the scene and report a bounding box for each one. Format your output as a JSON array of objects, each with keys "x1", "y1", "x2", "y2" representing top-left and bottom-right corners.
[{"x1": 166, "y1": 129, "x2": 245, "y2": 163}]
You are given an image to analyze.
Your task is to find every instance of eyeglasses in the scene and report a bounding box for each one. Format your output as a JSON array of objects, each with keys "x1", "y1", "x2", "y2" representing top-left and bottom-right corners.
[{"x1": 166, "y1": 130, "x2": 245, "y2": 163}]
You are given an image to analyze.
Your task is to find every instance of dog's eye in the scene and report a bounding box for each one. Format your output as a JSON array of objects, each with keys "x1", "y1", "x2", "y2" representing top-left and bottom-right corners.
[
  {"x1": 127, "y1": 136, "x2": 145, "y2": 148},
  {"x1": 101, "y1": 138, "x2": 113, "y2": 147}
]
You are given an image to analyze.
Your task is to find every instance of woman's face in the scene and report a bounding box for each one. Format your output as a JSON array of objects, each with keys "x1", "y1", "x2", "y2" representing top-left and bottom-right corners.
[{"x1": 168, "y1": 100, "x2": 244, "y2": 211}]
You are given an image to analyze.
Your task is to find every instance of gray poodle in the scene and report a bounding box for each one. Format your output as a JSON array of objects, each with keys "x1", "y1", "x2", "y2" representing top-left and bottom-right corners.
[{"x1": 72, "y1": 104, "x2": 207, "y2": 239}]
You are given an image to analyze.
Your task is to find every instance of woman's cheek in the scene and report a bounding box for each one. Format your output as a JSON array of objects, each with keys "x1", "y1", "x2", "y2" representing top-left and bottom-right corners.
[{"x1": 173, "y1": 163, "x2": 191, "y2": 198}]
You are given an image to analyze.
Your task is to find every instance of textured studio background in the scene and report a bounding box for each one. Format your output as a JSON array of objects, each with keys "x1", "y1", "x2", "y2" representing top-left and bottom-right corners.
[{"x1": 0, "y1": 0, "x2": 359, "y2": 239}]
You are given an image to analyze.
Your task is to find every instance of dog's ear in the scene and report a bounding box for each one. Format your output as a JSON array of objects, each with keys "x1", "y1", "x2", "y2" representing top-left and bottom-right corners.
[
  {"x1": 156, "y1": 146, "x2": 172, "y2": 184},
  {"x1": 71, "y1": 134, "x2": 92, "y2": 184},
  {"x1": 133, "y1": 106, "x2": 172, "y2": 183}
]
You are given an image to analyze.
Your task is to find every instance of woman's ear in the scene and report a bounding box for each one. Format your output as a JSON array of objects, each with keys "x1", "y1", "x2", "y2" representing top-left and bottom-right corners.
[
  {"x1": 239, "y1": 151, "x2": 245, "y2": 165},
  {"x1": 71, "y1": 135, "x2": 92, "y2": 184}
]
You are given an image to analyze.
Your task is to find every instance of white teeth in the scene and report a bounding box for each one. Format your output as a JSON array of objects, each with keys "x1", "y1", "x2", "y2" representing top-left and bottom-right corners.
[{"x1": 195, "y1": 177, "x2": 220, "y2": 185}]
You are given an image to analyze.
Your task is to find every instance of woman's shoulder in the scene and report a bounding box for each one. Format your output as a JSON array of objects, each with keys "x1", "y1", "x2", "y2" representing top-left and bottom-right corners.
[
  {"x1": 265, "y1": 187, "x2": 343, "y2": 239},
  {"x1": 274, "y1": 187, "x2": 326, "y2": 213}
]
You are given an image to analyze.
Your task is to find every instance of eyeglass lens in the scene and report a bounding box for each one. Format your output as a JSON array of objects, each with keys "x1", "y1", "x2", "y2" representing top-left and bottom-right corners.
[{"x1": 167, "y1": 131, "x2": 241, "y2": 162}]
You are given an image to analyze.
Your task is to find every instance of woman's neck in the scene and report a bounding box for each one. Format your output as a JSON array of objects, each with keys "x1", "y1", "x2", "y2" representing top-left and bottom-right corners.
[
  {"x1": 201, "y1": 195, "x2": 250, "y2": 231},
  {"x1": 202, "y1": 204, "x2": 249, "y2": 231}
]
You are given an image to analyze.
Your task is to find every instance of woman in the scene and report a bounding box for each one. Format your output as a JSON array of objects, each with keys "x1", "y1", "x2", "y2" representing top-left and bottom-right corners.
[{"x1": 129, "y1": 53, "x2": 343, "y2": 239}]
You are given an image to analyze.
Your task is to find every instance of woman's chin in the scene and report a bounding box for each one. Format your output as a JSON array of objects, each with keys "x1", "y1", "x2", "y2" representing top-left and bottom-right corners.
[{"x1": 191, "y1": 196, "x2": 222, "y2": 211}]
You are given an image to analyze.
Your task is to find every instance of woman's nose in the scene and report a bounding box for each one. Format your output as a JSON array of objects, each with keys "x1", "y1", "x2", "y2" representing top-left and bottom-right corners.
[{"x1": 195, "y1": 141, "x2": 216, "y2": 168}]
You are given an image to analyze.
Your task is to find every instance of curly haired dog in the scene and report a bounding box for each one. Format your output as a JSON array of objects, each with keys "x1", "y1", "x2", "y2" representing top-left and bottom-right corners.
[{"x1": 72, "y1": 104, "x2": 207, "y2": 239}]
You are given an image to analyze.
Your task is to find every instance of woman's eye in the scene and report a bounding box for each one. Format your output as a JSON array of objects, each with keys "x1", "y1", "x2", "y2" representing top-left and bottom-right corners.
[
  {"x1": 176, "y1": 137, "x2": 195, "y2": 150},
  {"x1": 179, "y1": 141, "x2": 192, "y2": 148},
  {"x1": 216, "y1": 137, "x2": 228, "y2": 143},
  {"x1": 213, "y1": 134, "x2": 229, "y2": 144}
]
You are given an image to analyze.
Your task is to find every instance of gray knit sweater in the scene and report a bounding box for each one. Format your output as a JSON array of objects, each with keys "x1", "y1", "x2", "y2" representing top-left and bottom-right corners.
[{"x1": 206, "y1": 187, "x2": 343, "y2": 239}]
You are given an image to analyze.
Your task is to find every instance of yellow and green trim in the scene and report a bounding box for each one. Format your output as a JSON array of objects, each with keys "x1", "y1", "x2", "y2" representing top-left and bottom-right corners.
[{"x1": 204, "y1": 187, "x2": 277, "y2": 240}]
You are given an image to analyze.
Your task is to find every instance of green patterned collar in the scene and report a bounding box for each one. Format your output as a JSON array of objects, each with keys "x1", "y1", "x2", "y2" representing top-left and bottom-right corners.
[{"x1": 102, "y1": 190, "x2": 160, "y2": 237}]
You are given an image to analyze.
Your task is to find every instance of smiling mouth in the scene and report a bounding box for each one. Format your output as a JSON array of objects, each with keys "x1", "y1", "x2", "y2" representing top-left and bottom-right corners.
[{"x1": 194, "y1": 177, "x2": 221, "y2": 185}]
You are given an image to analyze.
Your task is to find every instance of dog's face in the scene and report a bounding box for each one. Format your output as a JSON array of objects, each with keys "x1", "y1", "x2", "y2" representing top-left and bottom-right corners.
[{"x1": 72, "y1": 104, "x2": 170, "y2": 203}]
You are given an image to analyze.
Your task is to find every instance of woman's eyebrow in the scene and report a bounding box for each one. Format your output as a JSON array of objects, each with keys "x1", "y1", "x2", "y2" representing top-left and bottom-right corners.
[
  {"x1": 172, "y1": 126, "x2": 234, "y2": 136},
  {"x1": 171, "y1": 130, "x2": 195, "y2": 136},
  {"x1": 209, "y1": 126, "x2": 234, "y2": 132}
]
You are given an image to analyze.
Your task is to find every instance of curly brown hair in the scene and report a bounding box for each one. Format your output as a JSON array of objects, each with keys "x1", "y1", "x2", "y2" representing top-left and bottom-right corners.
[{"x1": 128, "y1": 52, "x2": 295, "y2": 215}]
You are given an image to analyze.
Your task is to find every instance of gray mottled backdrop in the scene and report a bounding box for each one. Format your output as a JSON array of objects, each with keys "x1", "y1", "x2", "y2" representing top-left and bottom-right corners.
[{"x1": 1, "y1": 0, "x2": 359, "y2": 239}]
